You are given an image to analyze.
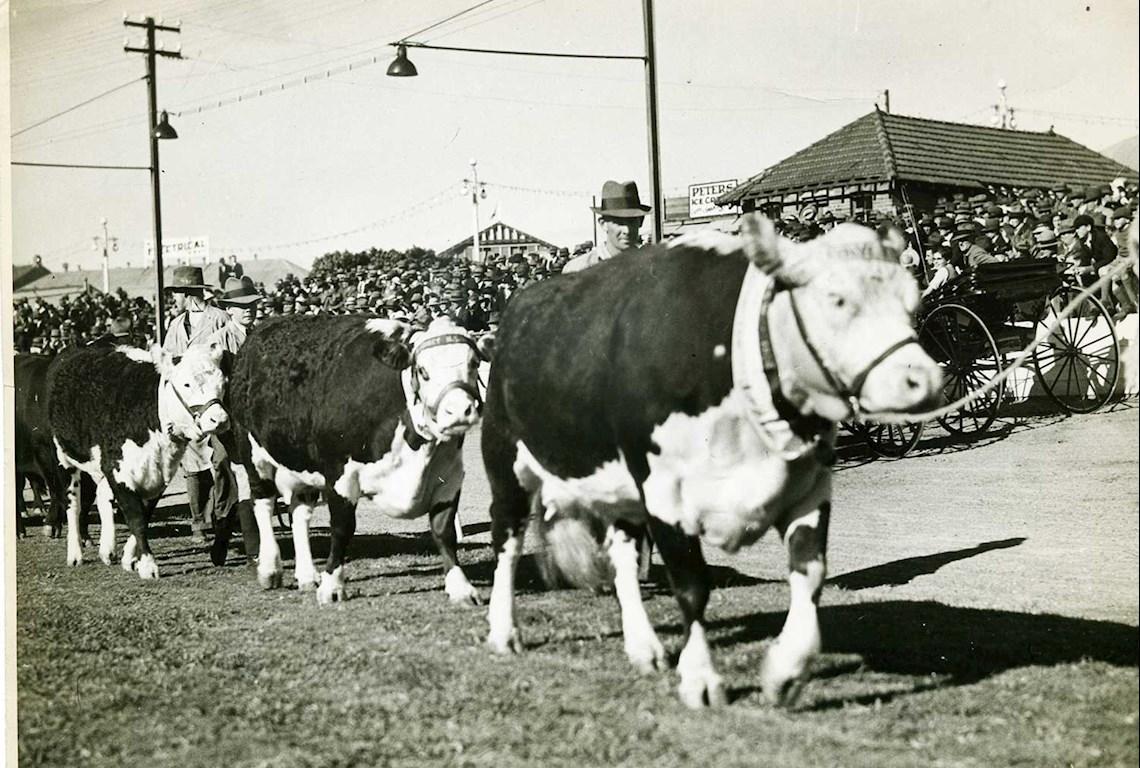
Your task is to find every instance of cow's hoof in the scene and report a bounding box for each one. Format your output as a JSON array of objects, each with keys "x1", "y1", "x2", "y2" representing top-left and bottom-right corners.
[
  {"x1": 100, "y1": 549, "x2": 119, "y2": 566},
  {"x1": 294, "y1": 565, "x2": 319, "y2": 593},
  {"x1": 444, "y1": 568, "x2": 481, "y2": 607},
  {"x1": 316, "y1": 568, "x2": 346, "y2": 606},
  {"x1": 759, "y1": 644, "x2": 810, "y2": 708},
  {"x1": 67, "y1": 540, "x2": 83, "y2": 567},
  {"x1": 136, "y1": 554, "x2": 159, "y2": 580},
  {"x1": 626, "y1": 636, "x2": 669, "y2": 674},
  {"x1": 678, "y1": 670, "x2": 727, "y2": 709},
  {"x1": 297, "y1": 577, "x2": 318, "y2": 593},
  {"x1": 258, "y1": 568, "x2": 283, "y2": 590},
  {"x1": 486, "y1": 628, "x2": 522, "y2": 656},
  {"x1": 66, "y1": 553, "x2": 83, "y2": 567}
]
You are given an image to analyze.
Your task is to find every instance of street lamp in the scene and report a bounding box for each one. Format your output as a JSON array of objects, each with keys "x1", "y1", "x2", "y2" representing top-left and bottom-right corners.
[{"x1": 385, "y1": 0, "x2": 663, "y2": 245}]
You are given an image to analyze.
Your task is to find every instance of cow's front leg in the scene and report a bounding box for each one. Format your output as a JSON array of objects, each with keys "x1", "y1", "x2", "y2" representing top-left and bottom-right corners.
[
  {"x1": 647, "y1": 517, "x2": 724, "y2": 708},
  {"x1": 110, "y1": 481, "x2": 158, "y2": 579},
  {"x1": 760, "y1": 501, "x2": 830, "y2": 707},
  {"x1": 608, "y1": 522, "x2": 666, "y2": 673},
  {"x1": 95, "y1": 478, "x2": 118, "y2": 565},
  {"x1": 64, "y1": 471, "x2": 84, "y2": 567},
  {"x1": 430, "y1": 494, "x2": 480, "y2": 606},
  {"x1": 317, "y1": 489, "x2": 355, "y2": 606},
  {"x1": 252, "y1": 496, "x2": 283, "y2": 589},
  {"x1": 289, "y1": 492, "x2": 320, "y2": 592}
]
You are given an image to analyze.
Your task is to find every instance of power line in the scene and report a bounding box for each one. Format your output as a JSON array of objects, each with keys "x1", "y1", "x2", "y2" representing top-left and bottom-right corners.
[
  {"x1": 12, "y1": 161, "x2": 150, "y2": 170},
  {"x1": 400, "y1": 0, "x2": 498, "y2": 42},
  {"x1": 11, "y1": 77, "x2": 145, "y2": 137}
]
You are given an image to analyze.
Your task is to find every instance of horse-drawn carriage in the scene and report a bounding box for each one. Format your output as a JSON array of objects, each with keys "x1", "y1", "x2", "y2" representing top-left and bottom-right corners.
[{"x1": 856, "y1": 259, "x2": 1121, "y2": 457}]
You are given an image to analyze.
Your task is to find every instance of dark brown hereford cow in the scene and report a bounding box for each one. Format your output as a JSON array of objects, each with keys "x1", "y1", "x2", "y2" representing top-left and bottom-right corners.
[
  {"x1": 480, "y1": 217, "x2": 942, "y2": 708},
  {"x1": 224, "y1": 315, "x2": 489, "y2": 605},
  {"x1": 48, "y1": 344, "x2": 229, "y2": 578}
]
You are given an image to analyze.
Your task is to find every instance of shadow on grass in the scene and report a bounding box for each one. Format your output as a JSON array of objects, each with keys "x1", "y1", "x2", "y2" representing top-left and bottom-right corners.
[
  {"x1": 828, "y1": 538, "x2": 1026, "y2": 591},
  {"x1": 711, "y1": 600, "x2": 1139, "y2": 707}
]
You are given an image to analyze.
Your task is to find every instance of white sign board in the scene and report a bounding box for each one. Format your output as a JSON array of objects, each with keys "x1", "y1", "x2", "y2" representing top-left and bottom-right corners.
[
  {"x1": 144, "y1": 236, "x2": 210, "y2": 266},
  {"x1": 688, "y1": 180, "x2": 738, "y2": 219}
]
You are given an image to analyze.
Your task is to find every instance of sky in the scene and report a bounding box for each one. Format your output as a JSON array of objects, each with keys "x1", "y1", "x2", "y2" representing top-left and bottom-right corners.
[{"x1": 7, "y1": 0, "x2": 1140, "y2": 272}]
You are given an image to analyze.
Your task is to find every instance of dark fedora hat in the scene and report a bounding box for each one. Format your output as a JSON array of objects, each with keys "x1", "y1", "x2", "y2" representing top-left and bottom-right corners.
[
  {"x1": 166, "y1": 265, "x2": 211, "y2": 292},
  {"x1": 217, "y1": 276, "x2": 262, "y2": 306},
  {"x1": 590, "y1": 180, "x2": 651, "y2": 218}
]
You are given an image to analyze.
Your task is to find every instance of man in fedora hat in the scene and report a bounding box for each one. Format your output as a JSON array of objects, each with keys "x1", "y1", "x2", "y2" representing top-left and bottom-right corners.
[
  {"x1": 163, "y1": 264, "x2": 230, "y2": 544},
  {"x1": 205, "y1": 276, "x2": 263, "y2": 566},
  {"x1": 563, "y1": 180, "x2": 651, "y2": 274}
]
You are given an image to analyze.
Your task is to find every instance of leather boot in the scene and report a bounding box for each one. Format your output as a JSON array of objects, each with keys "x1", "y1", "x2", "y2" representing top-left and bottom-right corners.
[
  {"x1": 186, "y1": 470, "x2": 213, "y2": 543},
  {"x1": 237, "y1": 500, "x2": 260, "y2": 567}
]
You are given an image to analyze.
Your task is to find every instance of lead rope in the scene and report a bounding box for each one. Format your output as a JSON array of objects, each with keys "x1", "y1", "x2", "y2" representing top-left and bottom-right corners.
[{"x1": 859, "y1": 254, "x2": 1137, "y2": 425}]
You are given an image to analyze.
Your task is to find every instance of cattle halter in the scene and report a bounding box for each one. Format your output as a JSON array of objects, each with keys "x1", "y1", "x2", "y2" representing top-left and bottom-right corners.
[
  {"x1": 164, "y1": 378, "x2": 224, "y2": 434},
  {"x1": 407, "y1": 332, "x2": 484, "y2": 429},
  {"x1": 787, "y1": 292, "x2": 918, "y2": 420}
]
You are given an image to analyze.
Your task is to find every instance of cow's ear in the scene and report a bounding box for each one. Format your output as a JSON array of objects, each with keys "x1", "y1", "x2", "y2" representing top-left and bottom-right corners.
[
  {"x1": 476, "y1": 332, "x2": 495, "y2": 362},
  {"x1": 739, "y1": 214, "x2": 783, "y2": 272},
  {"x1": 151, "y1": 345, "x2": 175, "y2": 377},
  {"x1": 374, "y1": 338, "x2": 411, "y2": 370},
  {"x1": 206, "y1": 340, "x2": 225, "y2": 366}
]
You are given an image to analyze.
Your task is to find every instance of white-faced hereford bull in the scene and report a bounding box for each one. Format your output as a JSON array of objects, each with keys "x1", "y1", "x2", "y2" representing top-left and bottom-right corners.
[
  {"x1": 481, "y1": 217, "x2": 942, "y2": 708},
  {"x1": 223, "y1": 315, "x2": 489, "y2": 605},
  {"x1": 48, "y1": 344, "x2": 229, "y2": 578}
]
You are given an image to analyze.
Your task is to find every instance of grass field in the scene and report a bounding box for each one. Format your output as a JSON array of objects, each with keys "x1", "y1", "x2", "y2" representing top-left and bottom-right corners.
[{"x1": 15, "y1": 405, "x2": 1140, "y2": 767}]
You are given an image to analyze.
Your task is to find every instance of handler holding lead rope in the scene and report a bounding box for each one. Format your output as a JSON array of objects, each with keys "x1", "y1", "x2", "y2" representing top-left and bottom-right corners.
[{"x1": 162, "y1": 266, "x2": 230, "y2": 544}]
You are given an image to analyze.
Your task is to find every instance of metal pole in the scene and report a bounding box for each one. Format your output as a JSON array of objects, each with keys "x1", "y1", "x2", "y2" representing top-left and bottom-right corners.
[
  {"x1": 146, "y1": 17, "x2": 167, "y2": 341},
  {"x1": 101, "y1": 218, "x2": 110, "y2": 293},
  {"x1": 884, "y1": 88, "x2": 890, "y2": 113},
  {"x1": 470, "y1": 159, "x2": 481, "y2": 264},
  {"x1": 592, "y1": 195, "x2": 598, "y2": 246},
  {"x1": 641, "y1": 0, "x2": 663, "y2": 246}
]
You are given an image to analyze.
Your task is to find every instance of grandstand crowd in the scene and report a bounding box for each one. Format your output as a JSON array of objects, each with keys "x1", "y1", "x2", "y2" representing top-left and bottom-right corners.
[{"x1": 12, "y1": 179, "x2": 1138, "y2": 355}]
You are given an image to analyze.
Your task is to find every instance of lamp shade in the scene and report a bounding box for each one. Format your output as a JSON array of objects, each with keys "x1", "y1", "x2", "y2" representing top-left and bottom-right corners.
[
  {"x1": 155, "y1": 110, "x2": 178, "y2": 140},
  {"x1": 386, "y1": 44, "x2": 418, "y2": 77}
]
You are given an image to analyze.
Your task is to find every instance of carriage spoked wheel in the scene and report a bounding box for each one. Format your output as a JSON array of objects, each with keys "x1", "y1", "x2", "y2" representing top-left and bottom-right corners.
[
  {"x1": 1032, "y1": 285, "x2": 1120, "y2": 414},
  {"x1": 861, "y1": 420, "x2": 925, "y2": 458},
  {"x1": 919, "y1": 303, "x2": 1003, "y2": 438}
]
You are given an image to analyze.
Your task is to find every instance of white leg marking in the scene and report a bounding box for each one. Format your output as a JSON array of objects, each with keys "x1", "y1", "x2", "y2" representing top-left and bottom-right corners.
[
  {"x1": 253, "y1": 498, "x2": 283, "y2": 589},
  {"x1": 290, "y1": 502, "x2": 318, "y2": 591},
  {"x1": 444, "y1": 566, "x2": 480, "y2": 607},
  {"x1": 316, "y1": 565, "x2": 346, "y2": 606},
  {"x1": 760, "y1": 560, "x2": 823, "y2": 707},
  {"x1": 608, "y1": 528, "x2": 667, "y2": 673},
  {"x1": 96, "y1": 480, "x2": 118, "y2": 565},
  {"x1": 121, "y1": 535, "x2": 138, "y2": 573},
  {"x1": 136, "y1": 552, "x2": 160, "y2": 580},
  {"x1": 677, "y1": 621, "x2": 726, "y2": 708},
  {"x1": 486, "y1": 534, "x2": 523, "y2": 654},
  {"x1": 64, "y1": 473, "x2": 83, "y2": 567}
]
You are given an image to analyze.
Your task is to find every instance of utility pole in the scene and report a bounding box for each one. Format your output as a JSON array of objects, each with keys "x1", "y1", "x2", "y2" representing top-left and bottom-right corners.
[
  {"x1": 883, "y1": 88, "x2": 890, "y2": 113},
  {"x1": 641, "y1": 0, "x2": 662, "y2": 246},
  {"x1": 125, "y1": 15, "x2": 181, "y2": 341},
  {"x1": 93, "y1": 217, "x2": 118, "y2": 293},
  {"x1": 462, "y1": 159, "x2": 486, "y2": 263}
]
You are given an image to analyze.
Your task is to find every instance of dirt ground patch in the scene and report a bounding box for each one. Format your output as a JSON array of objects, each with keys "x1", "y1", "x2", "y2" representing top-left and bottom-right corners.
[{"x1": 14, "y1": 402, "x2": 1139, "y2": 767}]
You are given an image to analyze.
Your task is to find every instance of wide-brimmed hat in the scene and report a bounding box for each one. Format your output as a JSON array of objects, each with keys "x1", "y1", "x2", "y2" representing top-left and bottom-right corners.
[
  {"x1": 591, "y1": 180, "x2": 651, "y2": 218},
  {"x1": 166, "y1": 265, "x2": 211, "y2": 292},
  {"x1": 217, "y1": 276, "x2": 262, "y2": 306}
]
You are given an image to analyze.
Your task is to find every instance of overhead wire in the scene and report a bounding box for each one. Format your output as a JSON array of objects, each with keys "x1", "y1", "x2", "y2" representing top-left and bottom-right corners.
[{"x1": 12, "y1": 76, "x2": 144, "y2": 137}]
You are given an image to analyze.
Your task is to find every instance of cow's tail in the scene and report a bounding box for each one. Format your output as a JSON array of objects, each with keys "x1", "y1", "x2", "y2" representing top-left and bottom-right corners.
[{"x1": 535, "y1": 509, "x2": 613, "y2": 589}]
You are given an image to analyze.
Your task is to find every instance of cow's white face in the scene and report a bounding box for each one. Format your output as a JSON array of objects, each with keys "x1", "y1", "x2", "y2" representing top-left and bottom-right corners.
[
  {"x1": 740, "y1": 218, "x2": 943, "y2": 420},
  {"x1": 157, "y1": 343, "x2": 229, "y2": 440},
  {"x1": 408, "y1": 317, "x2": 488, "y2": 438}
]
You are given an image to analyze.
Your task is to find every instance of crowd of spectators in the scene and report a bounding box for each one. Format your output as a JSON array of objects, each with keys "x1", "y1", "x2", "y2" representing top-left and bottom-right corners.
[
  {"x1": 13, "y1": 178, "x2": 1137, "y2": 355},
  {"x1": 772, "y1": 179, "x2": 1138, "y2": 319},
  {"x1": 12, "y1": 288, "x2": 156, "y2": 356}
]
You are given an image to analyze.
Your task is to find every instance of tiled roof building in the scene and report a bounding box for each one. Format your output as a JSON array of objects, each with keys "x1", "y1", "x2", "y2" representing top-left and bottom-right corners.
[{"x1": 719, "y1": 108, "x2": 1137, "y2": 219}]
